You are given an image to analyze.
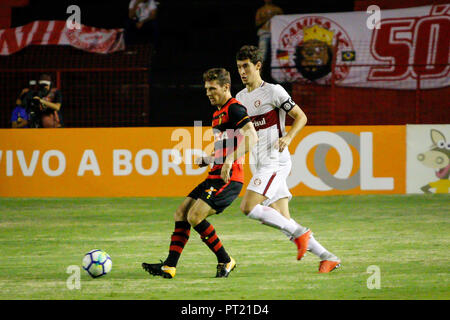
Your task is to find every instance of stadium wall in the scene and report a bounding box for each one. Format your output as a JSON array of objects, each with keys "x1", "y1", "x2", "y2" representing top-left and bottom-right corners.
[{"x1": 291, "y1": 83, "x2": 450, "y2": 125}]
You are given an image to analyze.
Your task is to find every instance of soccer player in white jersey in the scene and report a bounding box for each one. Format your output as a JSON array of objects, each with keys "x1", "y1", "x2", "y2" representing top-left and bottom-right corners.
[{"x1": 235, "y1": 45, "x2": 340, "y2": 273}]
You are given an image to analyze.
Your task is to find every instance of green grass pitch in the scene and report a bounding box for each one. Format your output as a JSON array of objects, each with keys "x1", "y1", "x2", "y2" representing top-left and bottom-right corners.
[{"x1": 0, "y1": 195, "x2": 448, "y2": 300}]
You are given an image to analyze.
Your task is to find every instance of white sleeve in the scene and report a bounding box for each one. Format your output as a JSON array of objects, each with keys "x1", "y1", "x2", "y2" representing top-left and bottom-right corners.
[
  {"x1": 236, "y1": 89, "x2": 245, "y2": 104},
  {"x1": 272, "y1": 84, "x2": 296, "y2": 112},
  {"x1": 129, "y1": 0, "x2": 136, "y2": 9}
]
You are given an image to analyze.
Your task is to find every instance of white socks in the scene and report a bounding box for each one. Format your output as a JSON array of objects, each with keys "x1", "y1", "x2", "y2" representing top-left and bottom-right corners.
[
  {"x1": 247, "y1": 204, "x2": 306, "y2": 238},
  {"x1": 308, "y1": 235, "x2": 328, "y2": 258},
  {"x1": 248, "y1": 205, "x2": 333, "y2": 260}
]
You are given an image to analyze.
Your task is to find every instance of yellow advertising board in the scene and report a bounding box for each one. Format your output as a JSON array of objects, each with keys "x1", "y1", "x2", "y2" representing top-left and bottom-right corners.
[
  {"x1": 286, "y1": 126, "x2": 405, "y2": 195},
  {"x1": 0, "y1": 126, "x2": 405, "y2": 197}
]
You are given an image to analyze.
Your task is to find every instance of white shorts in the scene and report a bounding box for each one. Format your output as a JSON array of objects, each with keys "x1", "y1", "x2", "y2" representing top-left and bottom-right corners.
[{"x1": 247, "y1": 159, "x2": 292, "y2": 206}]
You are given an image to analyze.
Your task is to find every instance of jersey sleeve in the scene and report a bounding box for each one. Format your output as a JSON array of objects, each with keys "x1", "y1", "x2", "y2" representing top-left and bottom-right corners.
[
  {"x1": 228, "y1": 103, "x2": 251, "y2": 129},
  {"x1": 272, "y1": 84, "x2": 296, "y2": 113},
  {"x1": 235, "y1": 91, "x2": 242, "y2": 102}
]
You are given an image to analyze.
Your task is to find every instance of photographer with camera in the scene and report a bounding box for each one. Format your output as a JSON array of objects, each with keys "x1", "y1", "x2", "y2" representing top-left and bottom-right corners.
[
  {"x1": 11, "y1": 79, "x2": 38, "y2": 128},
  {"x1": 22, "y1": 74, "x2": 63, "y2": 128}
]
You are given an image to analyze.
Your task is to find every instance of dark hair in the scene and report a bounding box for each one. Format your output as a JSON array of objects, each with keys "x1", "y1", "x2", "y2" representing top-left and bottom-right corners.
[
  {"x1": 202, "y1": 68, "x2": 231, "y2": 86},
  {"x1": 236, "y1": 45, "x2": 263, "y2": 65}
]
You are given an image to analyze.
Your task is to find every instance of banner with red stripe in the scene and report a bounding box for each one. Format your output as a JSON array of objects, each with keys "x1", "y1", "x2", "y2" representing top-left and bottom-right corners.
[{"x1": 0, "y1": 20, "x2": 125, "y2": 55}]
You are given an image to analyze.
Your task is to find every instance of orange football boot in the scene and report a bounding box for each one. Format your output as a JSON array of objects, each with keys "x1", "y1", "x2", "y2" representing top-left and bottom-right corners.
[
  {"x1": 318, "y1": 260, "x2": 341, "y2": 273},
  {"x1": 293, "y1": 230, "x2": 311, "y2": 260}
]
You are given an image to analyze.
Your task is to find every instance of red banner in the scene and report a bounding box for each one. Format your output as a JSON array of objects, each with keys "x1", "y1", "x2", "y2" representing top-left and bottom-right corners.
[
  {"x1": 0, "y1": 20, "x2": 125, "y2": 55},
  {"x1": 271, "y1": 4, "x2": 450, "y2": 89}
]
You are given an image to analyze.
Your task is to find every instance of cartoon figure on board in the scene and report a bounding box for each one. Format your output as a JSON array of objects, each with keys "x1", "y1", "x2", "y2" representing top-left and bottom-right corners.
[
  {"x1": 294, "y1": 25, "x2": 335, "y2": 82},
  {"x1": 417, "y1": 129, "x2": 450, "y2": 194}
]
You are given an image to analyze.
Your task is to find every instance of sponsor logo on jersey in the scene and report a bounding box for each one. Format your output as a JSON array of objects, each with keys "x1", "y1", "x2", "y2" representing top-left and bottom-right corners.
[
  {"x1": 253, "y1": 118, "x2": 267, "y2": 128},
  {"x1": 218, "y1": 113, "x2": 225, "y2": 125}
]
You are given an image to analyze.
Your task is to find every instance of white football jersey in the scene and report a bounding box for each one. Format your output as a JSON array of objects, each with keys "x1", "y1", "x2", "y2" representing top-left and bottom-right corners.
[{"x1": 236, "y1": 82, "x2": 296, "y2": 169}]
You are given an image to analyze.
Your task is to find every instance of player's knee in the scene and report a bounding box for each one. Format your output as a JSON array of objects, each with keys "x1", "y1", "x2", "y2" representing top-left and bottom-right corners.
[
  {"x1": 174, "y1": 207, "x2": 187, "y2": 221},
  {"x1": 187, "y1": 211, "x2": 202, "y2": 227}
]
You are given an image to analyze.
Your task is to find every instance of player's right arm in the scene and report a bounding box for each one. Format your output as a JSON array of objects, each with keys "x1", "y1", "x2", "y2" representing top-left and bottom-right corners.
[
  {"x1": 226, "y1": 121, "x2": 258, "y2": 163},
  {"x1": 221, "y1": 121, "x2": 258, "y2": 183}
]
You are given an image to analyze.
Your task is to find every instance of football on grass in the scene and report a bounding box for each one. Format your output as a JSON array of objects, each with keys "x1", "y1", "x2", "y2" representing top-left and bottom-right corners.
[{"x1": 82, "y1": 249, "x2": 112, "y2": 278}]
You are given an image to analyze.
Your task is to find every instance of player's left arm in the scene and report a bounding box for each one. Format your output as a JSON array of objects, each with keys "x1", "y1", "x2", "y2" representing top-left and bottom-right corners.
[{"x1": 278, "y1": 105, "x2": 307, "y2": 152}]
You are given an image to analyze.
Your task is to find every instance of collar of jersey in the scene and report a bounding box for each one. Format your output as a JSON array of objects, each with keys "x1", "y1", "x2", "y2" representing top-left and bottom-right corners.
[
  {"x1": 218, "y1": 97, "x2": 233, "y2": 110},
  {"x1": 247, "y1": 81, "x2": 265, "y2": 94}
]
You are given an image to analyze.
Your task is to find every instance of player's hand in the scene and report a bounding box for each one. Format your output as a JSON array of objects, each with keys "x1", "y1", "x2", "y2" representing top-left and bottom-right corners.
[
  {"x1": 221, "y1": 162, "x2": 232, "y2": 183},
  {"x1": 194, "y1": 157, "x2": 204, "y2": 167},
  {"x1": 277, "y1": 135, "x2": 292, "y2": 152},
  {"x1": 194, "y1": 156, "x2": 211, "y2": 168},
  {"x1": 136, "y1": 21, "x2": 144, "y2": 29}
]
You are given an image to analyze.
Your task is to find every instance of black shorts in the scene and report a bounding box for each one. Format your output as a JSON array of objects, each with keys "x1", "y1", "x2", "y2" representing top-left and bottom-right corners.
[{"x1": 187, "y1": 179, "x2": 243, "y2": 214}]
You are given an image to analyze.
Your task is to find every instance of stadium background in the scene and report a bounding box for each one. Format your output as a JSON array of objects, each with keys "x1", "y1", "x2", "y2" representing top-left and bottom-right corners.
[
  {"x1": 0, "y1": 0, "x2": 449, "y2": 302},
  {"x1": 1, "y1": 0, "x2": 449, "y2": 128}
]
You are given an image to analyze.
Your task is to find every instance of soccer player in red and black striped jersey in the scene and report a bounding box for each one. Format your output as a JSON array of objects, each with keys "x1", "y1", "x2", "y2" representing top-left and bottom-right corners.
[{"x1": 142, "y1": 68, "x2": 257, "y2": 279}]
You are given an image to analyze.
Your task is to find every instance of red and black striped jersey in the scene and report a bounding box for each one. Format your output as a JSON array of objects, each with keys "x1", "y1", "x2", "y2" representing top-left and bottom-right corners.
[{"x1": 208, "y1": 97, "x2": 251, "y2": 183}]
